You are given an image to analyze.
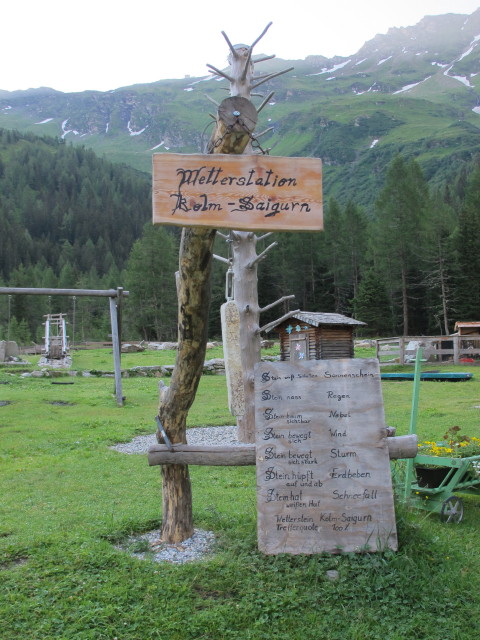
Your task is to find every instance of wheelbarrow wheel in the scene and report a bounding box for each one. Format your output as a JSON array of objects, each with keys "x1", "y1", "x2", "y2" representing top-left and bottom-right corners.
[{"x1": 440, "y1": 496, "x2": 464, "y2": 523}]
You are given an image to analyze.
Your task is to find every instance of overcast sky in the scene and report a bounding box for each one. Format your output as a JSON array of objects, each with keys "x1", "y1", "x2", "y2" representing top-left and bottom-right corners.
[{"x1": 2, "y1": 0, "x2": 480, "y2": 93}]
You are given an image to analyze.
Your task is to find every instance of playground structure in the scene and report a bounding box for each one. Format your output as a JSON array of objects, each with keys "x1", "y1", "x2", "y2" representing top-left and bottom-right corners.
[
  {"x1": 0, "y1": 287, "x2": 127, "y2": 405},
  {"x1": 42, "y1": 313, "x2": 69, "y2": 362}
]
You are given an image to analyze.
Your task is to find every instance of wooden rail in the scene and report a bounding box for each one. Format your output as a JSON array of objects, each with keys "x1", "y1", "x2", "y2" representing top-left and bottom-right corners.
[
  {"x1": 148, "y1": 434, "x2": 418, "y2": 466},
  {"x1": 376, "y1": 336, "x2": 480, "y2": 365},
  {"x1": 0, "y1": 287, "x2": 128, "y2": 297}
]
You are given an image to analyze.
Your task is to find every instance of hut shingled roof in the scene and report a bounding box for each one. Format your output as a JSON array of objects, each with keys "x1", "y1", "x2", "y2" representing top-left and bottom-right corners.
[{"x1": 266, "y1": 311, "x2": 366, "y2": 332}]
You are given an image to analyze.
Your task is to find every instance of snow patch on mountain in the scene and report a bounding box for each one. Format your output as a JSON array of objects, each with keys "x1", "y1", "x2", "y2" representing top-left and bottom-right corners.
[
  {"x1": 128, "y1": 121, "x2": 148, "y2": 136},
  {"x1": 35, "y1": 118, "x2": 53, "y2": 124},
  {"x1": 354, "y1": 83, "x2": 382, "y2": 96},
  {"x1": 61, "y1": 119, "x2": 79, "y2": 139},
  {"x1": 451, "y1": 75, "x2": 473, "y2": 87},
  {"x1": 309, "y1": 59, "x2": 351, "y2": 76},
  {"x1": 443, "y1": 63, "x2": 474, "y2": 88},
  {"x1": 189, "y1": 75, "x2": 215, "y2": 86},
  {"x1": 458, "y1": 34, "x2": 480, "y2": 61},
  {"x1": 394, "y1": 76, "x2": 432, "y2": 94}
]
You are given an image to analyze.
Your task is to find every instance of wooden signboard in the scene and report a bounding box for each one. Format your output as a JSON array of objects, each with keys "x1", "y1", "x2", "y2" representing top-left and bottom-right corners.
[
  {"x1": 152, "y1": 153, "x2": 322, "y2": 232},
  {"x1": 254, "y1": 358, "x2": 397, "y2": 555},
  {"x1": 220, "y1": 300, "x2": 246, "y2": 416}
]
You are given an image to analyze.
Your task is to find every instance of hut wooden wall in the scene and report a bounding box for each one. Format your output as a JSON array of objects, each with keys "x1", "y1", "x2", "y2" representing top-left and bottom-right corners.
[
  {"x1": 277, "y1": 325, "x2": 354, "y2": 360},
  {"x1": 319, "y1": 327, "x2": 354, "y2": 359}
]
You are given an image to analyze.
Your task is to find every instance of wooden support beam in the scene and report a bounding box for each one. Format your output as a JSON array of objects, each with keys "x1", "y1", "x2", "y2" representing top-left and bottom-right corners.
[
  {"x1": 0, "y1": 287, "x2": 128, "y2": 298},
  {"x1": 148, "y1": 435, "x2": 418, "y2": 466}
]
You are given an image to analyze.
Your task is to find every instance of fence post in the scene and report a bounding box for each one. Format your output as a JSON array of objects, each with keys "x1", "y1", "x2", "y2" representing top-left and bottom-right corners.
[{"x1": 453, "y1": 335, "x2": 459, "y2": 364}]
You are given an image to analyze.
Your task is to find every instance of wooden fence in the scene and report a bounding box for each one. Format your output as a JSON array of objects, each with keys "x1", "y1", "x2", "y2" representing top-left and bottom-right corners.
[{"x1": 376, "y1": 335, "x2": 480, "y2": 365}]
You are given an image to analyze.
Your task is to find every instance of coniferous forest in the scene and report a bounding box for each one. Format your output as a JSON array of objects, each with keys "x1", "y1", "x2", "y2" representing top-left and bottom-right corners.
[{"x1": 0, "y1": 127, "x2": 479, "y2": 345}]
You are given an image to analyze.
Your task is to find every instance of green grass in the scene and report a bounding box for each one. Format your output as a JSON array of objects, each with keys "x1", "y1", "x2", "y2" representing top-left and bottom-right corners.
[
  {"x1": 1, "y1": 349, "x2": 480, "y2": 639},
  {"x1": 71, "y1": 345, "x2": 224, "y2": 371}
]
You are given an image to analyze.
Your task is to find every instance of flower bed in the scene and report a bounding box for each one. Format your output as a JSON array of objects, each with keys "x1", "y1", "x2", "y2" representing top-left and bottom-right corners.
[{"x1": 414, "y1": 427, "x2": 480, "y2": 488}]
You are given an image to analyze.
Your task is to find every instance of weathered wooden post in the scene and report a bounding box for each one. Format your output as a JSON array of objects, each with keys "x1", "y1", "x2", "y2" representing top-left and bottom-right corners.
[
  {"x1": 156, "y1": 227, "x2": 216, "y2": 542},
  {"x1": 208, "y1": 25, "x2": 295, "y2": 443}
]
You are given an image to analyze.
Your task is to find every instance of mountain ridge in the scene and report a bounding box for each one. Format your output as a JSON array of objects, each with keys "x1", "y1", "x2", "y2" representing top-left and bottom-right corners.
[{"x1": 2, "y1": 9, "x2": 480, "y2": 207}]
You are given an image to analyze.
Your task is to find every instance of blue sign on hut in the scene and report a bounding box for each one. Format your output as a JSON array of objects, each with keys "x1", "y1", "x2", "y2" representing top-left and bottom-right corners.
[{"x1": 266, "y1": 312, "x2": 366, "y2": 361}]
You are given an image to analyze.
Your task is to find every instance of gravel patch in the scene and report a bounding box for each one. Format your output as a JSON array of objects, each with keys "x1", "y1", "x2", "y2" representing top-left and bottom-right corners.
[
  {"x1": 110, "y1": 425, "x2": 241, "y2": 454},
  {"x1": 116, "y1": 528, "x2": 216, "y2": 565}
]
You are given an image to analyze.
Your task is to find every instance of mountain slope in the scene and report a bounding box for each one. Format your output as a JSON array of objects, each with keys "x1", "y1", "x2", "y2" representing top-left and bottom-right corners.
[
  {"x1": 2, "y1": 9, "x2": 480, "y2": 207},
  {"x1": 0, "y1": 128, "x2": 151, "y2": 281}
]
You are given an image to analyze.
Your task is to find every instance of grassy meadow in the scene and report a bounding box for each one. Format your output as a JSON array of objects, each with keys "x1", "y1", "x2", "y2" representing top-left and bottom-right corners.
[{"x1": 1, "y1": 346, "x2": 480, "y2": 639}]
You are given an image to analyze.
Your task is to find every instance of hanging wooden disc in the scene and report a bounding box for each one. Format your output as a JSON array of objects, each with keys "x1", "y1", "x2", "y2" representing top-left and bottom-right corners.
[{"x1": 209, "y1": 96, "x2": 258, "y2": 154}]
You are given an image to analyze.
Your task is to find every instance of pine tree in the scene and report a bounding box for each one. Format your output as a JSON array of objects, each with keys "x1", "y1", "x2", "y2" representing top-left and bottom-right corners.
[
  {"x1": 373, "y1": 155, "x2": 429, "y2": 335},
  {"x1": 124, "y1": 224, "x2": 178, "y2": 340},
  {"x1": 343, "y1": 200, "x2": 368, "y2": 300},
  {"x1": 422, "y1": 192, "x2": 457, "y2": 334},
  {"x1": 352, "y1": 268, "x2": 392, "y2": 336},
  {"x1": 454, "y1": 165, "x2": 480, "y2": 320},
  {"x1": 324, "y1": 198, "x2": 350, "y2": 313}
]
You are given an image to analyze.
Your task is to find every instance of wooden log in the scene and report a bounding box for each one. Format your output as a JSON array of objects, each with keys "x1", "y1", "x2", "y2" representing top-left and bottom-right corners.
[
  {"x1": 0, "y1": 287, "x2": 128, "y2": 298},
  {"x1": 386, "y1": 434, "x2": 418, "y2": 460},
  {"x1": 148, "y1": 435, "x2": 418, "y2": 466},
  {"x1": 157, "y1": 226, "x2": 217, "y2": 543},
  {"x1": 148, "y1": 445, "x2": 256, "y2": 466}
]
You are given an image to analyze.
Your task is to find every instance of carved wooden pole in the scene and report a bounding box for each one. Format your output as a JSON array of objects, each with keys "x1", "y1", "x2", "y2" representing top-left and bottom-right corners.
[{"x1": 208, "y1": 24, "x2": 293, "y2": 443}]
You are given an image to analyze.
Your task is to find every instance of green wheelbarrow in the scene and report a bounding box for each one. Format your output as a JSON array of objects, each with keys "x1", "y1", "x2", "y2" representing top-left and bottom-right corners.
[
  {"x1": 394, "y1": 348, "x2": 480, "y2": 522},
  {"x1": 407, "y1": 453, "x2": 480, "y2": 522}
]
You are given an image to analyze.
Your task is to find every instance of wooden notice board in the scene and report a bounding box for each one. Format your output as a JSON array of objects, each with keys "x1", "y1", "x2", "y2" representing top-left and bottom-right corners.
[
  {"x1": 152, "y1": 153, "x2": 322, "y2": 232},
  {"x1": 220, "y1": 300, "x2": 245, "y2": 417},
  {"x1": 254, "y1": 358, "x2": 397, "y2": 555}
]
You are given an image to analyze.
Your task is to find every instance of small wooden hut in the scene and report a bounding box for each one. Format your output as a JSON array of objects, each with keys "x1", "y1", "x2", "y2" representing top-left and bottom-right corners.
[
  {"x1": 454, "y1": 321, "x2": 480, "y2": 337},
  {"x1": 266, "y1": 312, "x2": 366, "y2": 361}
]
